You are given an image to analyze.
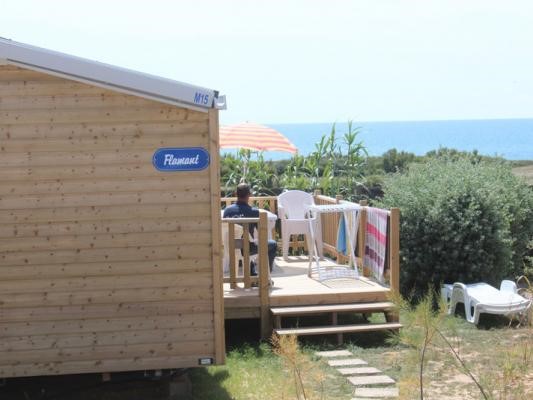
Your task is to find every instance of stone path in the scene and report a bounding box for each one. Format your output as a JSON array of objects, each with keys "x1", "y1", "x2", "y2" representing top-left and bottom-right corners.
[
  {"x1": 348, "y1": 375, "x2": 395, "y2": 386},
  {"x1": 353, "y1": 387, "x2": 399, "y2": 398},
  {"x1": 316, "y1": 349, "x2": 398, "y2": 399},
  {"x1": 337, "y1": 367, "x2": 381, "y2": 375},
  {"x1": 315, "y1": 350, "x2": 353, "y2": 357},
  {"x1": 327, "y1": 358, "x2": 368, "y2": 367}
]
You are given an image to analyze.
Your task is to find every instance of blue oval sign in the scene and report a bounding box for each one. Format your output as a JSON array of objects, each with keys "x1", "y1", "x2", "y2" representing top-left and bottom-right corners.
[{"x1": 152, "y1": 147, "x2": 210, "y2": 172}]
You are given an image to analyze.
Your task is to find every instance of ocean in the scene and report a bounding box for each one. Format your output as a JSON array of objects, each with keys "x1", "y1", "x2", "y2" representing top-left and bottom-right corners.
[{"x1": 257, "y1": 119, "x2": 533, "y2": 161}]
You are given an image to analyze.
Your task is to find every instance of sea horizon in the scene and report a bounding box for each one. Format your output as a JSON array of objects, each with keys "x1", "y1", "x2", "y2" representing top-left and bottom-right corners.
[{"x1": 234, "y1": 118, "x2": 533, "y2": 161}]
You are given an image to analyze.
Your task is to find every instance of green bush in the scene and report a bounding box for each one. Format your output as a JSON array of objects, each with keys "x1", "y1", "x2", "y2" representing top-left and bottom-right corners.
[
  {"x1": 382, "y1": 148, "x2": 419, "y2": 173},
  {"x1": 379, "y1": 157, "x2": 533, "y2": 298}
]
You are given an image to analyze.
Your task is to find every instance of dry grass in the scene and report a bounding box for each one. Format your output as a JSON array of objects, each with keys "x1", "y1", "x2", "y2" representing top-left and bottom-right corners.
[
  {"x1": 352, "y1": 311, "x2": 532, "y2": 400},
  {"x1": 271, "y1": 334, "x2": 327, "y2": 400}
]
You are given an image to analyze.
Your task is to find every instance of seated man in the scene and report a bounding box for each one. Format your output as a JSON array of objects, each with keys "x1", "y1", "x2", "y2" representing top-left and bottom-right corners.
[{"x1": 223, "y1": 183, "x2": 277, "y2": 276}]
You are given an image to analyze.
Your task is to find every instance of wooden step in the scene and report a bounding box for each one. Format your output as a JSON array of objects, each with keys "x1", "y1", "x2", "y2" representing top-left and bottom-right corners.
[
  {"x1": 270, "y1": 302, "x2": 396, "y2": 316},
  {"x1": 274, "y1": 322, "x2": 402, "y2": 336}
]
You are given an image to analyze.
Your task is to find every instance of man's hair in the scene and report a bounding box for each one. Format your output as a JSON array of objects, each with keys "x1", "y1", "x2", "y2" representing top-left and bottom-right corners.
[{"x1": 236, "y1": 183, "x2": 251, "y2": 199}]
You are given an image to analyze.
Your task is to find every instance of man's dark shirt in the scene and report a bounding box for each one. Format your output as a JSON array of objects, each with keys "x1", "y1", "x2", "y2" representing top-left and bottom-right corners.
[{"x1": 223, "y1": 200, "x2": 258, "y2": 236}]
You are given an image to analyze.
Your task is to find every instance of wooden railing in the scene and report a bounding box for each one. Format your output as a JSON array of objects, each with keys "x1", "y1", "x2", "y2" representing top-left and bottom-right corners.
[
  {"x1": 221, "y1": 196, "x2": 277, "y2": 213},
  {"x1": 314, "y1": 193, "x2": 400, "y2": 293},
  {"x1": 221, "y1": 211, "x2": 270, "y2": 337}
]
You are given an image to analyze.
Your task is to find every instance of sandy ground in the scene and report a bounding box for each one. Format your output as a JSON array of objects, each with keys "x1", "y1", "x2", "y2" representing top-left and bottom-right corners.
[{"x1": 513, "y1": 165, "x2": 533, "y2": 185}]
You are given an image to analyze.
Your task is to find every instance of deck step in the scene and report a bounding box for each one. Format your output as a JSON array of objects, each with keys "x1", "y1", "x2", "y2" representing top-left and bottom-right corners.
[
  {"x1": 270, "y1": 302, "x2": 396, "y2": 316},
  {"x1": 274, "y1": 322, "x2": 402, "y2": 336}
]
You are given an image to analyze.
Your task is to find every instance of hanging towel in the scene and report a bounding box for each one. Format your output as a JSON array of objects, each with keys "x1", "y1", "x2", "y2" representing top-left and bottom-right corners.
[
  {"x1": 307, "y1": 203, "x2": 361, "y2": 282},
  {"x1": 336, "y1": 213, "x2": 347, "y2": 256},
  {"x1": 364, "y1": 207, "x2": 389, "y2": 282}
]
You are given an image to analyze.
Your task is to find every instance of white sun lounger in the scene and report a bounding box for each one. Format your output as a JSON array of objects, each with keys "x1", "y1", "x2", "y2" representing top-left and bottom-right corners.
[{"x1": 445, "y1": 281, "x2": 531, "y2": 324}]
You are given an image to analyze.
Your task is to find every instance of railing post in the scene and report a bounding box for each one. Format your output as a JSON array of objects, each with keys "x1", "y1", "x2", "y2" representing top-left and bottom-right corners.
[
  {"x1": 358, "y1": 200, "x2": 368, "y2": 277},
  {"x1": 268, "y1": 198, "x2": 275, "y2": 213},
  {"x1": 258, "y1": 211, "x2": 271, "y2": 339},
  {"x1": 242, "y1": 223, "x2": 251, "y2": 288},
  {"x1": 335, "y1": 195, "x2": 344, "y2": 262},
  {"x1": 228, "y1": 222, "x2": 237, "y2": 289},
  {"x1": 312, "y1": 190, "x2": 323, "y2": 258},
  {"x1": 389, "y1": 208, "x2": 400, "y2": 313},
  {"x1": 268, "y1": 197, "x2": 277, "y2": 239}
]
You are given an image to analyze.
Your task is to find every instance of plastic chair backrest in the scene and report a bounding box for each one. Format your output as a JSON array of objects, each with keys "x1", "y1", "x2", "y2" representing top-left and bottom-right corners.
[
  {"x1": 222, "y1": 223, "x2": 244, "y2": 250},
  {"x1": 278, "y1": 190, "x2": 314, "y2": 220},
  {"x1": 500, "y1": 280, "x2": 517, "y2": 293}
]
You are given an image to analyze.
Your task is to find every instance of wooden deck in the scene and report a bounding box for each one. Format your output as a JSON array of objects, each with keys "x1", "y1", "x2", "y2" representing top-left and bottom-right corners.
[
  {"x1": 224, "y1": 256, "x2": 390, "y2": 319},
  {"x1": 220, "y1": 194, "x2": 400, "y2": 339}
]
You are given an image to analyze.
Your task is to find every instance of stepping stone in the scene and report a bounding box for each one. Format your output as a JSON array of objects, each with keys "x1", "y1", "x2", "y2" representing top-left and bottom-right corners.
[
  {"x1": 337, "y1": 367, "x2": 382, "y2": 375},
  {"x1": 315, "y1": 350, "x2": 352, "y2": 357},
  {"x1": 348, "y1": 375, "x2": 395, "y2": 386},
  {"x1": 353, "y1": 387, "x2": 399, "y2": 398},
  {"x1": 328, "y1": 358, "x2": 368, "y2": 367}
]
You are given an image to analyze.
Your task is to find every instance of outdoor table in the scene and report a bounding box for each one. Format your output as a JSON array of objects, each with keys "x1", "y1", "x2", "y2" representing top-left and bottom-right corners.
[{"x1": 305, "y1": 203, "x2": 362, "y2": 278}]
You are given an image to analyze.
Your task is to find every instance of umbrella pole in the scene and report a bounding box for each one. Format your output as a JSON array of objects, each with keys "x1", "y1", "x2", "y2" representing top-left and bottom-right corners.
[
  {"x1": 240, "y1": 150, "x2": 250, "y2": 183},
  {"x1": 241, "y1": 159, "x2": 247, "y2": 183}
]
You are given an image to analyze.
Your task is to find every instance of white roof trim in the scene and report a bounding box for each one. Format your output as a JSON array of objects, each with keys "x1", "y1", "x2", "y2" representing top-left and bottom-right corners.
[{"x1": 0, "y1": 38, "x2": 226, "y2": 111}]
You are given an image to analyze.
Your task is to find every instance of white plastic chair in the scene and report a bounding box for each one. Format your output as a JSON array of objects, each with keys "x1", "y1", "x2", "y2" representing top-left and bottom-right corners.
[
  {"x1": 447, "y1": 280, "x2": 531, "y2": 324},
  {"x1": 221, "y1": 223, "x2": 244, "y2": 275},
  {"x1": 222, "y1": 222, "x2": 258, "y2": 277},
  {"x1": 277, "y1": 190, "x2": 323, "y2": 261}
]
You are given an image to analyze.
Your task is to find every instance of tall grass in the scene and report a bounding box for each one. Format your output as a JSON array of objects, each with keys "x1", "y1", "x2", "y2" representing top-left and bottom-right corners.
[{"x1": 271, "y1": 334, "x2": 326, "y2": 400}]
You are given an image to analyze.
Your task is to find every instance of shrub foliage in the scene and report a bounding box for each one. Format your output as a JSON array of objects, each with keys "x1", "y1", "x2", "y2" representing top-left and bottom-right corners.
[{"x1": 379, "y1": 157, "x2": 533, "y2": 297}]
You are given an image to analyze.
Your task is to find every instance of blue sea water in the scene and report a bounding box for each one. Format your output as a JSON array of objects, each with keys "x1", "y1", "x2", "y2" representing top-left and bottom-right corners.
[{"x1": 259, "y1": 119, "x2": 533, "y2": 161}]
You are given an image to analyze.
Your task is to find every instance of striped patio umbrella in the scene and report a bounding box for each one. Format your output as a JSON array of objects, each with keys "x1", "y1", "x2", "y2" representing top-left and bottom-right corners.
[{"x1": 219, "y1": 122, "x2": 298, "y2": 154}]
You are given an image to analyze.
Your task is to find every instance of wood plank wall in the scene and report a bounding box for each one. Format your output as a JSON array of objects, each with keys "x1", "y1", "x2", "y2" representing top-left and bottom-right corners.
[{"x1": 0, "y1": 65, "x2": 218, "y2": 377}]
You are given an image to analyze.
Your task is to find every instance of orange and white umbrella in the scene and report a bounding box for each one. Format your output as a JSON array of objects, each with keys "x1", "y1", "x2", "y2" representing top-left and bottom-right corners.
[{"x1": 219, "y1": 122, "x2": 298, "y2": 154}]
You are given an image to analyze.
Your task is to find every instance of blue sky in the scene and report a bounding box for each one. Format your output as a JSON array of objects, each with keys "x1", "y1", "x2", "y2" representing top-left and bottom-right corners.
[{"x1": 1, "y1": 0, "x2": 532, "y2": 124}]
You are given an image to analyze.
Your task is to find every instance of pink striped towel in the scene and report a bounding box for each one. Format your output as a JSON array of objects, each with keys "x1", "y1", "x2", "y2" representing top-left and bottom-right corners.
[{"x1": 364, "y1": 207, "x2": 389, "y2": 282}]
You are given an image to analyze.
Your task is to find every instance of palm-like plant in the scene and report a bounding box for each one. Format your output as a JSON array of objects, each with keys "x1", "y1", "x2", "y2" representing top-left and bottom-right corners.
[{"x1": 223, "y1": 121, "x2": 369, "y2": 199}]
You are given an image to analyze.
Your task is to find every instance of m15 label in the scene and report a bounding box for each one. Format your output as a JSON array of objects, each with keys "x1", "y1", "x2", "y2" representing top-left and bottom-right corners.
[
  {"x1": 193, "y1": 92, "x2": 210, "y2": 105},
  {"x1": 152, "y1": 147, "x2": 210, "y2": 171}
]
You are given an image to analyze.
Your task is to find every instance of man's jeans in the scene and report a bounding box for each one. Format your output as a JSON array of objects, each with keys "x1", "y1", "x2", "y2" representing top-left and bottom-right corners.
[{"x1": 249, "y1": 239, "x2": 277, "y2": 275}]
